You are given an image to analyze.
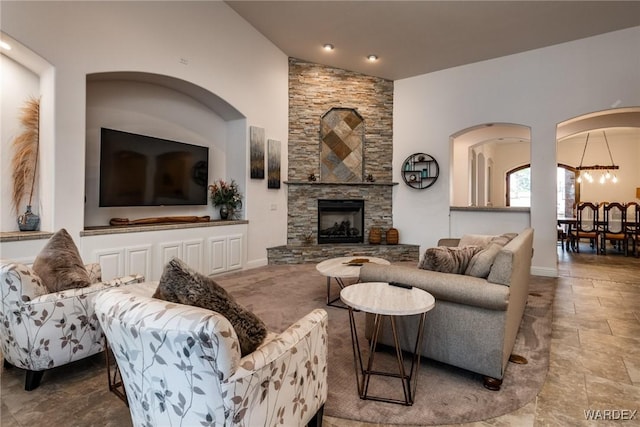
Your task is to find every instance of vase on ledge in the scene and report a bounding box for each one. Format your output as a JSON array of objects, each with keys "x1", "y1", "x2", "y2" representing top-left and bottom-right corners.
[
  {"x1": 18, "y1": 205, "x2": 40, "y2": 231},
  {"x1": 219, "y1": 205, "x2": 229, "y2": 220}
]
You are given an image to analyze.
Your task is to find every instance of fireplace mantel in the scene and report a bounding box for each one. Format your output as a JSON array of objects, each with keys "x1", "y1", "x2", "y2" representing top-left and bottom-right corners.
[{"x1": 285, "y1": 181, "x2": 398, "y2": 186}]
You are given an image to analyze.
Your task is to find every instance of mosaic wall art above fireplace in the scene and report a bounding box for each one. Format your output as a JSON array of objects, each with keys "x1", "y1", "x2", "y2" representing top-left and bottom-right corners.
[{"x1": 320, "y1": 108, "x2": 364, "y2": 183}]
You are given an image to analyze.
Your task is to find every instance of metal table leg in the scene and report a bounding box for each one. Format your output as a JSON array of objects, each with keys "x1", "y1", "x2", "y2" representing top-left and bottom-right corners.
[
  {"x1": 327, "y1": 277, "x2": 349, "y2": 308},
  {"x1": 105, "y1": 340, "x2": 128, "y2": 406},
  {"x1": 347, "y1": 308, "x2": 428, "y2": 406}
]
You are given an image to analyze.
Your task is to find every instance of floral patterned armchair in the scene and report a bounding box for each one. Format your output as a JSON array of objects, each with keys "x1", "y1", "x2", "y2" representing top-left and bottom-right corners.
[
  {"x1": 95, "y1": 285, "x2": 328, "y2": 427},
  {"x1": 0, "y1": 260, "x2": 145, "y2": 390}
]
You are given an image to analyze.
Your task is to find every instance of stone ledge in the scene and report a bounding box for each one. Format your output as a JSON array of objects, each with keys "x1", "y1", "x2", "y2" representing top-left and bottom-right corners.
[
  {"x1": 268, "y1": 243, "x2": 419, "y2": 264},
  {"x1": 81, "y1": 220, "x2": 248, "y2": 237},
  {"x1": 0, "y1": 231, "x2": 54, "y2": 243}
]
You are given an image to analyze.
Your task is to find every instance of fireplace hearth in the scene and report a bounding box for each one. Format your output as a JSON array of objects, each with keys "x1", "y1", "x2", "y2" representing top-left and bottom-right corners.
[{"x1": 317, "y1": 199, "x2": 364, "y2": 244}]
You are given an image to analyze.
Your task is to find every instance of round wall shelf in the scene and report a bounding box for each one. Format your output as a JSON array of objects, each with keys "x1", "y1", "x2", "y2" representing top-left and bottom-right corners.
[{"x1": 401, "y1": 153, "x2": 439, "y2": 189}]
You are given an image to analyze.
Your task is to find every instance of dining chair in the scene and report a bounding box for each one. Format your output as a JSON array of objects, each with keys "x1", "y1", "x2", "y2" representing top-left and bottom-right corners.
[
  {"x1": 626, "y1": 202, "x2": 639, "y2": 257},
  {"x1": 569, "y1": 202, "x2": 599, "y2": 253},
  {"x1": 600, "y1": 202, "x2": 627, "y2": 255}
]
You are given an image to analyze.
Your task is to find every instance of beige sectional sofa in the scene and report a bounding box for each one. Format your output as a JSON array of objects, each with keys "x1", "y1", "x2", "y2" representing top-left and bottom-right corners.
[{"x1": 359, "y1": 228, "x2": 534, "y2": 390}]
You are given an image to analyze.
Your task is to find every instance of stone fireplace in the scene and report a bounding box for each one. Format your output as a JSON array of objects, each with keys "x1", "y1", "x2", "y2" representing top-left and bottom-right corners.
[
  {"x1": 266, "y1": 58, "x2": 419, "y2": 263},
  {"x1": 317, "y1": 199, "x2": 364, "y2": 244}
]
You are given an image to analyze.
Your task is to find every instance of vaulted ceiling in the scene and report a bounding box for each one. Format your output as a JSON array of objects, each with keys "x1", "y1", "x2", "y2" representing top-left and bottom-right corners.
[{"x1": 226, "y1": 1, "x2": 640, "y2": 81}]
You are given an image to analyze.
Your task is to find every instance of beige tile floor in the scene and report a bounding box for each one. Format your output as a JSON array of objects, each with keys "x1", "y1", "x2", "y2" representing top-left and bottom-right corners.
[
  {"x1": 2, "y1": 243, "x2": 638, "y2": 426},
  {"x1": 325, "y1": 244, "x2": 640, "y2": 427}
]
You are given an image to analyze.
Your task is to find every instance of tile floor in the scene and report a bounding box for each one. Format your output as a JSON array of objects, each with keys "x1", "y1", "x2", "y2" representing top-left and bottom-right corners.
[{"x1": 2, "y1": 243, "x2": 639, "y2": 426}]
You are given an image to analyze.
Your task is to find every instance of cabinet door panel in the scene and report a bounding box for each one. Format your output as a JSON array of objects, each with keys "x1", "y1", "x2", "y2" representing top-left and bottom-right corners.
[
  {"x1": 207, "y1": 237, "x2": 226, "y2": 275},
  {"x1": 94, "y1": 249, "x2": 124, "y2": 281},
  {"x1": 183, "y1": 239, "x2": 204, "y2": 272},
  {"x1": 227, "y1": 234, "x2": 243, "y2": 271},
  {"x1": 126, "y1": 245, "x2": 151, "y2": 280}
]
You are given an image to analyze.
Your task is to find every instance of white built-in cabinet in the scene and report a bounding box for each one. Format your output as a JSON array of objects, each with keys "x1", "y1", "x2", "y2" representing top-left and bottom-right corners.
[{"x1": 81, "y1": 223, "x2": 247, "y2": 281}]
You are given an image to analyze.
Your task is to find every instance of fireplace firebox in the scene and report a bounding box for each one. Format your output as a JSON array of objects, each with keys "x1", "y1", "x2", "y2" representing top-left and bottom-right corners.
[{"x1": 317, "y1": 199, "x2": 364, "y2": 244}]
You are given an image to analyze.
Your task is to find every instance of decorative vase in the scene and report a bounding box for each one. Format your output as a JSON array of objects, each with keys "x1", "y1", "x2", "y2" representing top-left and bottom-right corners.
[
  {"x1": 219, "y1": 205, "x2": 229, "y2": 220},
  {"x1": 369, "y1": 227, "x2": 382, "y2": 244},
  {"x1": 18, "y1": 205, "x2": 40, "y2": 231},
  {"x1": 386, "y1": 228, "x2": 399, "y2": 245}
]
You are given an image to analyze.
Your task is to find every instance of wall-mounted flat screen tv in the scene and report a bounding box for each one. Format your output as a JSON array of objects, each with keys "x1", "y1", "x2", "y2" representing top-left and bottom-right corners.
[{"x1": 99, "y1": 128, "x2": 209, "y2": 207}]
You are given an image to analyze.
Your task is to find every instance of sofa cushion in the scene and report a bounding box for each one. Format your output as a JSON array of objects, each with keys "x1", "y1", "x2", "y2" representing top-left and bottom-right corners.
[
  {"x1": 491, "y1": 232, "x2": 518, "y2": 246},
  {"x1": 153, "y1": 257, "x2": 267, "y2": 356},
  {"x1": 458, "y1": 234, "x2": 495, "y2": 248},
  {"x1": 418, "y1": 245, "x2": 481, "y2": 274},
  {"x1": 360, "y1": 263, "x2": 509, "y2": 310},
  {"x1": 464, "y1": 233, "x2": 518, "y2": 278},
  {"x1": 32, "y1": 228, "x2": 91, "y2": 293},
  {"x1": 464, "y1": 242, "x2": 503, "y2": 278}
]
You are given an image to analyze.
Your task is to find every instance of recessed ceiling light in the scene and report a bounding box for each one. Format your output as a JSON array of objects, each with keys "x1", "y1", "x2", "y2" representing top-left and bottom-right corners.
[
  {"x1": 367, "y1": 54, "x2": 378, "y2": 62},
  {"x1": 0, "y1": 41, "x2": 11, "y2": 51},
  {"x1": 323, "y1": 44, "x2": 334, "y2": 51}
]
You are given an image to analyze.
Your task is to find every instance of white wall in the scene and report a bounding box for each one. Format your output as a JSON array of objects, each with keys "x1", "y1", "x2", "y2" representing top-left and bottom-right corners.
[
  {"x1": 394, "y1": 26, "x2": 640, "y2": 276},
  {"x1": 1, "y1": 1, "x2": 289, "y2": 269}
]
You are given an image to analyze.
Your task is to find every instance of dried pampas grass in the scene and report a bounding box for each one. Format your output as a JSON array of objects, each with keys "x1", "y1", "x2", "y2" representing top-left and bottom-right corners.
[{"x1": 11, "y1": 97, "x2": 40, "y2": 215}]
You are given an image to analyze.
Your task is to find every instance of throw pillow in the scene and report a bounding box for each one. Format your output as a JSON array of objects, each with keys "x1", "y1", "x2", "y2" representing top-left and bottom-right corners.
[
  {"x1": 418, "y1": 245, "x2": 482, "y2": 274},
  {"x1": 153, "y1": 257, "x2": 267, "y2": 356},
  {"x1": 464, "y1": 233, "x2": 518, "y2": 278},
  {"x1": 32, "y1": 228, "x2": 91, "y2": 293},
  {"x1": 490, "y1": 232, "x2": 518, "y2": 247},
  {"x1": 464, "y1": 242, "x2": 503, "y2": 278}
]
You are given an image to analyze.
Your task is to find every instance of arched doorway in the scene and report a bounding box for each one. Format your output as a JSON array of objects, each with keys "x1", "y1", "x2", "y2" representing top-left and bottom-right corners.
[{"x1": 557, "y1": 107, "x2": 640, "y2": 207}]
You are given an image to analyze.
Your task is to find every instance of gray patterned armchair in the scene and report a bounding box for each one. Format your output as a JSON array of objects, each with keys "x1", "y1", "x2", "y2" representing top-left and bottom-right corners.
[
  {"x1": 95, "y1": 284, "x2": 328, "y2": 427},
  {"x1": 0, "y1": 260, "x2": 144, "y2": 390}
]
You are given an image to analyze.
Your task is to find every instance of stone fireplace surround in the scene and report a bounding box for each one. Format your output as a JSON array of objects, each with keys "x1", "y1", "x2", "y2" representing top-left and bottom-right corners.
[{"x1": 267, "y1": 181, "x2": 419, "y2": 264}]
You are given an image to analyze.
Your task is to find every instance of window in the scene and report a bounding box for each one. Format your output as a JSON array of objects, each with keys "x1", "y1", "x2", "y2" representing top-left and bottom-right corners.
[
  {"x1": 505, "y1": 164, "x2": 578, "y2": 214},
  {"x1": 506, "y1": 165, "x2": 530, "y2": 207}
]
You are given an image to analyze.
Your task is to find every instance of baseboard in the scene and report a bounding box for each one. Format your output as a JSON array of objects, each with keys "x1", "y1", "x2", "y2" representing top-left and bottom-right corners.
[
  {"x1": 531, "y1": 266, "x2": 558, "y2": 277},
  {"x1": 245, "y1": 258, "x2": 268, "y2": 270}
]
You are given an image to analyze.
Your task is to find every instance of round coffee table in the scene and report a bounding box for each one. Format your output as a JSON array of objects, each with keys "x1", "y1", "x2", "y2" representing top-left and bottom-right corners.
[
  {"x1": 340, "y1": 281, "x2": 435, "y2": 406},
  {"x1": 315, "y1": 256, "x2": 390, "y2": 307}
]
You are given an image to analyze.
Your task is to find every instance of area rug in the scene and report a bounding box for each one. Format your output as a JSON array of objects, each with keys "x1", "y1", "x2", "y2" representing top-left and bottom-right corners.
[{"x1": 216, "y1": 263, "x2": 557, "y2": 426}]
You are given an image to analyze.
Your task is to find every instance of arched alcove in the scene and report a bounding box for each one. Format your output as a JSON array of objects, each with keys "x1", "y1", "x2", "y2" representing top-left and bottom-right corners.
[
  {"x1": 1, "y1": 32, "x2": 54, "y2": 232},
  {"x1": 85, "y1": 72, "x2": 248, "y2": 226},
  {"x1": 450, "y1": 123, "x2": 531, "y2": 207}
]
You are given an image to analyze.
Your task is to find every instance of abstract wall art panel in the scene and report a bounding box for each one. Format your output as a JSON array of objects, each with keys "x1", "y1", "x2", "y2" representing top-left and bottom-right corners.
[
  {"x1": 267, "y1": 139, "x2": 281, "y2": 189},
  {"x1": 250, "y1": 126, "x2": 265, "y2": 179}
]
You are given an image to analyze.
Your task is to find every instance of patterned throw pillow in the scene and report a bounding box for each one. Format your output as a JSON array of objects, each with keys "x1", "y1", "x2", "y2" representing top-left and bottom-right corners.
[
  {"x1": 417, "y1": 245, "x2": 482, "y2": 274},
  {"x1": 32, "y1": 228, "x2": 91, "y2": 293},
  {"x1": 153, "y1": 257, "x2": 267, "y2": 356}
]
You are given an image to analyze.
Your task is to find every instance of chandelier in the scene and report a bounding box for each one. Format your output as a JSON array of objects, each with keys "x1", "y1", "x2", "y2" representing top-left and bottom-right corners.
[{"x1": 576, "y1": 131, "x2": 619, "y2": 184}]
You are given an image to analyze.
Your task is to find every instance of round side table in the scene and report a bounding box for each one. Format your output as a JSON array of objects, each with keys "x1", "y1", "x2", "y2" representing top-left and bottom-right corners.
[
  {"x1": 340, "y1": 281, "x2": 435, "y2": 405},
  {"x1": 315, "y1": 256, "x2": 390, "y2": 308}
]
